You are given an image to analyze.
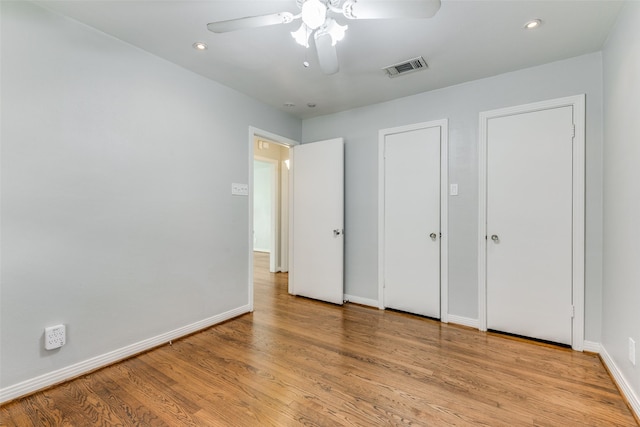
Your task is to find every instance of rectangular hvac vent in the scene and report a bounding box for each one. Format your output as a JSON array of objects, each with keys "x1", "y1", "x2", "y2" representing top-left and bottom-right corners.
[{"x1": 383, "y1": 56, "x2": 428, "y2": 78}]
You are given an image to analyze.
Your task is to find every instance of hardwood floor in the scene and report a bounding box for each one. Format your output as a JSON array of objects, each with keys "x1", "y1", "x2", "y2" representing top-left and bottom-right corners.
[{"x1": 1, "y1": 252, "x2": 637, "y2": 426}]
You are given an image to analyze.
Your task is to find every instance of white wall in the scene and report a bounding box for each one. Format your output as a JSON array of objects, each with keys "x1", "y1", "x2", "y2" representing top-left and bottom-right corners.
[
  {"x1": 253, "y1": 160, "x2": 273, "y2": 252},
  {"x1": 602, "y1": 0, "x2": 640, "y2": 408},
  {"x1": 302, "y1": 53, "x2": 604, "y2": 340},
  {"x1": 0, "y1": 1, "x2": 300, "y2": 391}
]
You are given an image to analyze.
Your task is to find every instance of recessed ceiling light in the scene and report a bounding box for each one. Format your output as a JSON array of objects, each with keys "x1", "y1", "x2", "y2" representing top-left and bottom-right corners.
[
  {"x1": 192, "y1": 42, "x2": 208, "y2": 50},
  {"x1": 307, "y1": 103, "x2": 316, "y2": 108},
  {"x1": 524, "y1": 19, "x2": 542, "y2": 30},
  {"x1": 284, "y1": 102, "x2": 295, "y2": 107}
]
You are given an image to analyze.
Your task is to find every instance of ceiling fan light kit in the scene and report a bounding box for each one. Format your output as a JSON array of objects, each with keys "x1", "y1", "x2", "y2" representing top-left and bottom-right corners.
[
  {"x1": 317, "y1": 18, "x2": 348, "y2": 46},
  {"x1": 291, "y1": 23, "x2": 312, "y2": 47},
  {"x1": 207, "y1": 0, "x2": 441, "y2": 75},
  {"x1": 301, "y1": 0, "x2": 329, "y2": 29}
]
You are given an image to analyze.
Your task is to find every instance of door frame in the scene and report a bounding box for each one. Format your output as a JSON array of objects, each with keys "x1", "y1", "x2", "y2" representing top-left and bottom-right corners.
[
  {"x1": 378, "y1": 119, "x2": 449, "y2": 323},
  {"x1": 477, "y1": 95, "x2": 585, "y2": 351},
  {"x1": 248, "y1": 126, "x2": 298, "y2": 312}
]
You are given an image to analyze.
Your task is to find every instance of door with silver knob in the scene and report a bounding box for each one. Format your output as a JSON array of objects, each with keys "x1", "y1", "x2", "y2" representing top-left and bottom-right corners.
[
  {"x1": 291, "y1": 138, "x2": 344, "y2": 305},
  {"x1": 485, "y1": 104, "x2": 574, "y2": 346},
  {"x1": 382, "y1": 123, "x2": 443, "y2": 318}
]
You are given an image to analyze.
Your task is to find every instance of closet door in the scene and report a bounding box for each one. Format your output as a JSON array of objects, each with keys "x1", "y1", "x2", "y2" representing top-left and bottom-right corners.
[
  {"x1": 383, "y1": 126, "x2": 441, "y2": 318},
  {"x1": 486, "y1": 106, "x2": 574, "y2": 345}
]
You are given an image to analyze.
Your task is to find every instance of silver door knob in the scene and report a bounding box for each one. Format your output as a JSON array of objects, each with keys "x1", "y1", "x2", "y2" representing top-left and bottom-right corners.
[
  {"x1": 333, "y1": 229, "x2": 343, "y2": 237},
  {"x1": 491, "y1": 234, "x2": 499, "y2": 242},
  {"x1": 430, "y1": 232, "x2": 437, "y2": 240}
]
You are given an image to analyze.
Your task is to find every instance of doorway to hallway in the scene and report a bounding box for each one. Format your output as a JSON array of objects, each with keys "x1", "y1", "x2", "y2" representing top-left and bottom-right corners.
[
  {"x1": 248, "y1": 126, "x2": 296, "y2": 311},
  {"x1": 253, "y1": 138, "x2": 290, "y2": 274}
]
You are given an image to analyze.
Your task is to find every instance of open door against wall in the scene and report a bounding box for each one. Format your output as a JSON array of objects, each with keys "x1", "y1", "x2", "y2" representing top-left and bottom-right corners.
[{"x1": 290, "y1": 138, "x2": 344, "y2": 305}]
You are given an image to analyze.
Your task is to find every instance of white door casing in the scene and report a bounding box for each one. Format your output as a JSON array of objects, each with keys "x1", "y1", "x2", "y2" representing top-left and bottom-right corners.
[
  {"x1": 478, "y1": 95, "x2": 585, "y2": 350},
  {"x1": 378, "y1": 120, "x2": 448, "y2": 321},
  {"x1": 290, "y1": 138, "x2": 344, "y2": 305}
]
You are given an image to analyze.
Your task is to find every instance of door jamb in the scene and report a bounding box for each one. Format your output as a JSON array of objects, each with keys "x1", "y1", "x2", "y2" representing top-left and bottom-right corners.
[
  {"x1": 477, "y1": 94, "x2": 585, "y2": 351},
  {"x1": 248, "y1": 126, "x2": 298, "y2": 312},
  {"x1": 378, "y1": 119, "x2": 449, "y2": 323}
]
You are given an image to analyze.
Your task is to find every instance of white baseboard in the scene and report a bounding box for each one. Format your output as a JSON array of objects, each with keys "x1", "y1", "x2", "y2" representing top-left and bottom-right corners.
[
  {"x1": 344, "y1": 294, "x2": 379, "y2": 308},
  {"x1": 0, "y1": 304, "x2": 251, "y2": 404},
  {"x1": 447, "y1": 314, "x2": 479, "y2": 329},
  {"x1": 600, "y1": 344, "x2": 640, "y2": 420},
  {"x1": 583, "y1": 340, "x2": 602, "y2": 353}
]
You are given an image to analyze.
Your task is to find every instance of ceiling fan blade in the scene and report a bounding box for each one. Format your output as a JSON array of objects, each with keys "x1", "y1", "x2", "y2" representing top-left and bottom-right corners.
[
  {"x1": 315, "y1": 33, "x2": 339, "y2": 75},
  {"x1": 343, "y1": 0, "x2": 441, "y2": 20},
  {"x1": 207, "y1": 12, "x2": 295, "y2": 33}
]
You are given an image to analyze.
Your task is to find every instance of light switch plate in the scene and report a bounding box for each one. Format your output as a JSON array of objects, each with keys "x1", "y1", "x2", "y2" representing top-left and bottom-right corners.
[
  {"x1": 450, "y1": 184, "x2": 459, "y2": 196},
  {"x1": 231, "y1": 183, "x2": 249, "y2": 196}
]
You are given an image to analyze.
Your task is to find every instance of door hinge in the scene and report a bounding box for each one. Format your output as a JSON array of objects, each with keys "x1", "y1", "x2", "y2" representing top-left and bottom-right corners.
[
  {"x1": 571, "y1": 124, "x2": 575, "y2": 139},
  {"x1": 570, "y1": 305, "x2": 575, "y2": 318}
]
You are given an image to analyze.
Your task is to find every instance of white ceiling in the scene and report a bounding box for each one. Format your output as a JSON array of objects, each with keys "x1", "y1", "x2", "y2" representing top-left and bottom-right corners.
[{"x1": 37, "y1": 0, "x2": 623, "y2": 119}]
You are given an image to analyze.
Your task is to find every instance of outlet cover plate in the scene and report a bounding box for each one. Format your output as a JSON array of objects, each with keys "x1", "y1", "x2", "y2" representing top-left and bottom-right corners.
[
  {"x1": 629, "y1": 338, "x2": 636, "y2": 365},
  {"x1": 45, "y1": 324, "x2": 66, "y2": 350},
  {"x1": 231, "y1": 183, "x2": 249, "y2": 196}
]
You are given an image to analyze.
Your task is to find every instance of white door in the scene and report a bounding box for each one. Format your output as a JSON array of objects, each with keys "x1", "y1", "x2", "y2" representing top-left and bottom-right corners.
[
  {"x1": 290, "y1": 138, "x2": 344, "y2": 305},
  {"x1": 486, "y1": 106, "x2": 574, "y2": 345},
  {"x1": 383, "y1": 126, "x2": 441, "y2": 318}
]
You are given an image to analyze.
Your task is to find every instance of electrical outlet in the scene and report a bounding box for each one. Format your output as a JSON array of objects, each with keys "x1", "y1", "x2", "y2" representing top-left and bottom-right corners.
[
  {"x1": 629, "y1": 338, "x2": 636, "y2": 366},
  {"x1": 45, "y1": 324, "x2": 66, "y2": 350},
  {"x1": 231, "y1": 183, "x2": 248, "y2": 196}
]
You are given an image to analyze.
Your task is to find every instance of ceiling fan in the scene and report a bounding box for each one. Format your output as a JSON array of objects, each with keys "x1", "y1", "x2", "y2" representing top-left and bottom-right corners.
[{"x1": 207, "y1": 0, "x2": 441, "y2": 75}]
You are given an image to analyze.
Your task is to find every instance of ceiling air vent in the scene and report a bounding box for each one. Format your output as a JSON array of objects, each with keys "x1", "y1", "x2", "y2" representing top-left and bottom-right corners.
[{"x1": 383, "y1": 56, "x2": 428, "y2": 78}]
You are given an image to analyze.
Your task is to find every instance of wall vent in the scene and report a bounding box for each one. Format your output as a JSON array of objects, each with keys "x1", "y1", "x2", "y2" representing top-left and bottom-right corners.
[{"x1": 383, "y1": 56, "x2": 428, "y2": 78}]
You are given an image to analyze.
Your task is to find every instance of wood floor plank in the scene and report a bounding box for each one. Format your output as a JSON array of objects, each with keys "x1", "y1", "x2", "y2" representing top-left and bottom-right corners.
[{"x1": 1, "y1": 252, "x2": 637, "y2": 426}]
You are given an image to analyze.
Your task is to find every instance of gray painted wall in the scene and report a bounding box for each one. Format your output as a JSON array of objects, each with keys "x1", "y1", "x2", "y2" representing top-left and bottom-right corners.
[
  {"x1": 0, "y1": 1, "x2": 300, "y2": 388},
  {"x1": 602, "y1": 0, "x2": 640, "y2": 403},
  {"x1": 302, "y1": 53, "x2": 604, "y2": 341}
]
